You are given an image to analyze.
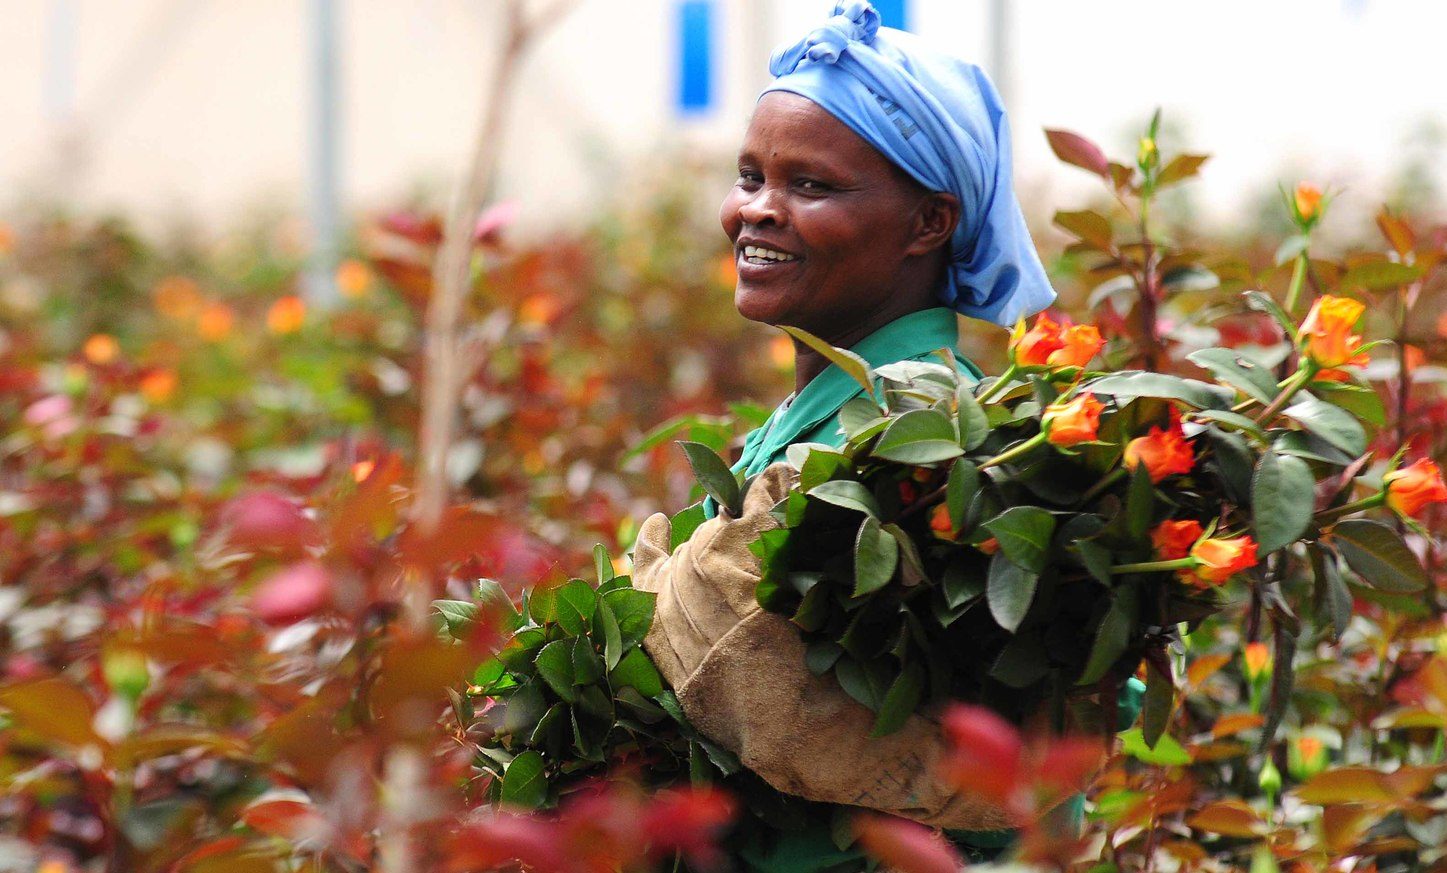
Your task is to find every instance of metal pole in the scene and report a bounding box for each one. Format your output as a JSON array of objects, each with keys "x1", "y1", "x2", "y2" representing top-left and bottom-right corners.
[
  {"x1": 987, "y1": 0, "x2": 1012, "y2": 110},
  {"x1": 306, "y1": 0, "x2": 342, "y2": 306}
]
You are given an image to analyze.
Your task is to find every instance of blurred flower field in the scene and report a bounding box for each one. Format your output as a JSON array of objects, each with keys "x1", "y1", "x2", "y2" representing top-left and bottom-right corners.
[{"x1": 2, "y1": 121, "x2": 1447, "y2": 871}]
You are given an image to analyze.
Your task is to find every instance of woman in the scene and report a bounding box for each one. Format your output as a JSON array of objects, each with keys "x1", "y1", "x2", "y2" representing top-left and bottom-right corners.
[{"x1": 634, "y1": 3, "x2": 1139, "y2": 868}]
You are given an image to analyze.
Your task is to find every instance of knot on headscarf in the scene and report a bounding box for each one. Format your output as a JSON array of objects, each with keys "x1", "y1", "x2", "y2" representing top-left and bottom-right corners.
[
  {"x1": 769, "y1": 1, "x2": 880, "y2": 75},
  {"x1": 760, "y1": 1, "x2": 1056, "y2": 327}
]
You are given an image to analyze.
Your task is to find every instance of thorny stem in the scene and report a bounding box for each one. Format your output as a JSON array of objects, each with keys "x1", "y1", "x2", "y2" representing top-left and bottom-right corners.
[{"x1": 1136, "y1": 196, "x2": 1165, "y2": 373}]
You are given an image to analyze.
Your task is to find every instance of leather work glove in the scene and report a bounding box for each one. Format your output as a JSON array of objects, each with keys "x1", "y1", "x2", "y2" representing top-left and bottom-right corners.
[{"x1": 632, "y1": 463, "x2": 1013, "y2": 832}]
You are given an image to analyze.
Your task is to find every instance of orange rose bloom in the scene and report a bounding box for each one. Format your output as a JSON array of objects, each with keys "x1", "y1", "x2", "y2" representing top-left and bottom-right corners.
[
  {"x1": 1383, "y1": 458, "x2": 1447, "y2": 518},
  {"x1": 1123, "y1": 411, "x2": 1195, "y2": 483},
  {"x1": 267, "y1": 295, "x2": 307, "y2": 335},
  {"x1": 1151, "y1": 519, "x2": 1204, "y2": 561},
  {"x1": 1188, "y1": 535, "x2": 1259, "y2": 586},
  {"x1": 1300, "y1": 295, "x2": 1367, "y2": 369},
  {"x1": 1043, "y1": 392, "x2": 1104, "y2": 446},
  {"x1": 1012, "y1": 312, "x2": 1065, "y2": 367},
  {"x1": 929, "y1": 503, "x2": 954, "y2": 540},
  {"x1": 1050, "y1": 323, "x2": 1104, "y2": 368},
  {"x1": 1294, "y1": 183, "x2": 1323, "y2": 223},
  {"x1": 1010, "y1": 314, "x2": 1103, "y2": 369}
]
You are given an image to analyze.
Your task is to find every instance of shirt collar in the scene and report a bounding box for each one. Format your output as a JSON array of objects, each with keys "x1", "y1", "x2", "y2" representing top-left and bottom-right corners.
[{"x1": 739, "y1": 307, "x2": 964, "y2": 474}]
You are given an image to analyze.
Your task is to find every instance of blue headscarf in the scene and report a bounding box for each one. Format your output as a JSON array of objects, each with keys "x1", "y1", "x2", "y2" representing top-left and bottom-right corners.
[{"x1": 763, "y1": 1, "x2": 1054, "y2": 327}]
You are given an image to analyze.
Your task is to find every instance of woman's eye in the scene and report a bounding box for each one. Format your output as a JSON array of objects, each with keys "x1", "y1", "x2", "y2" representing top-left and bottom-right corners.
[
  {"x1": 796, "y1": 179, "x2": 831, "y2": 193},
  {"x1": 737, "y1": 171, "x2": 763, "y2": 187}
]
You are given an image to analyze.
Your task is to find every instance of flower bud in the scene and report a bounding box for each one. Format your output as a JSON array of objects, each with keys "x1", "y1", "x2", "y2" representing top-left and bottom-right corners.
[
  {"x1": 1042, "y1": 392, "x2": 1103, "y2": 447},
  {"x1": 1299, "y1": 295, "x2": 1367, "y2": 370},
  {"x1": 1257, "y1": 756, "x2": 1282, "y2": 798},
  {"x1": 1383, "y1": 458, "x2": 1447, "y2": 518},
  {"x1": 1123, "y1": 409, "x2": 1195, "y2": 483},
  {"x1": 1150, "y1": 519, "x2": 1204, "y2": 561},
  {"x1": 1293, "y1": 182, "x2": 1323, "y2": 224},
  {"x1": 1243, "y1": 641, "x2": 1271, "y2": 683},
  {"x1": 1189, "y1": 535, "x2": 1259, "y2": 587}
]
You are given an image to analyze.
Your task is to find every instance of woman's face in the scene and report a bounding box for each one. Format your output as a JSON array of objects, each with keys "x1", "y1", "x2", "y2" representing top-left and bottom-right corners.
[{"x1": 721, "y1": 91, "x2": 953, "y2": 339}]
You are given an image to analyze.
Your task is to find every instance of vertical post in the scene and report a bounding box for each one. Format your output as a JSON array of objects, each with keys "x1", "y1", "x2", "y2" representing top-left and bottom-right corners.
[
  {"x1": 306, "y1": 0, "x2": 341, "y2": 306},
  {"x1": 986, "y1": 0, "x2": 1012, "y2": 109},
  {"x1": 43, "y1": 0, "x2": 77, "y2": 123}
]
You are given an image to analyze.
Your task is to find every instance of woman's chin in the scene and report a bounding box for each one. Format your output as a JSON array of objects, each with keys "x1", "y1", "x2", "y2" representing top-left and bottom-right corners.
[{"x1": 733, "y1": 285, "x2": 796, "y2": 326}]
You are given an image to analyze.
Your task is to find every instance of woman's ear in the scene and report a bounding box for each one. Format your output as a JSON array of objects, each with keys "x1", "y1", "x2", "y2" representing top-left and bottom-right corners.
[{"x1": 906, "y1": 192, "x2": 961, "y2": 257}]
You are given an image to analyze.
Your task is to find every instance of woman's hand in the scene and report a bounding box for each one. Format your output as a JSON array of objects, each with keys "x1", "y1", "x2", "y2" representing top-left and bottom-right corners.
[{"x1": 632, "y1": 463, "x2": 1014, "y2": 832}]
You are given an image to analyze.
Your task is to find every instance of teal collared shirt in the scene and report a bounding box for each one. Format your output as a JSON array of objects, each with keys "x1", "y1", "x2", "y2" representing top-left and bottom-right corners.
[{"x1": 732, "y1": 307, "x2": 983, "y2": 479}]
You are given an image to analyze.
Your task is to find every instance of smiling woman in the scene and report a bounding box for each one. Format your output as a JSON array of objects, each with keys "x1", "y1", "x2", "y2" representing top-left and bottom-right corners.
[{"x1": 631, "y1": 2, "x2": 1135, "y2": 869}]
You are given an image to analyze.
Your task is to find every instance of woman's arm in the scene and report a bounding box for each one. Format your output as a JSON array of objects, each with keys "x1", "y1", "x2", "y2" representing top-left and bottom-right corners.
[{"x1": 632, "y1": 463, "x2": 1013, "y2": 831}]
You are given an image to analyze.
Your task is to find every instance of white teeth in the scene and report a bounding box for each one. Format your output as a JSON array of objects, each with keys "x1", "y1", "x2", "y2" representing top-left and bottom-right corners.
[{"x1": 741, "y1": 245, "x2": 796, "y2": 263}]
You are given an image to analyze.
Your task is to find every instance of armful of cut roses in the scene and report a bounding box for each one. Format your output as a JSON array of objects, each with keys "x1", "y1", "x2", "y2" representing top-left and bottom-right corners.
[{"x1": 685, "y1": 304, "x2": 1443, "y2": 752}]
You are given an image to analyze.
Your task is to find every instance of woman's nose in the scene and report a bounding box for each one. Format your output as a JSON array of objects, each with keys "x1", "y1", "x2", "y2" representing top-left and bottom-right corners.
[{"x1": 738, "y1": 185, "x2": 786, "y2": 228}]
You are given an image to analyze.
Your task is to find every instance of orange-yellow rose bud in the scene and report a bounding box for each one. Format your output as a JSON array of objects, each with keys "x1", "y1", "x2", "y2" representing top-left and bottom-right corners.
[
  {"x1": 1383, "y1": 458, "x2": 1447, "y2": 518},
  {"x1": 1150, "y1": 519, "x2": 1204, "y2": 561},
  {"x1": 976, "y1": 537, "x2": 1000, "y2": 555},
  {"x1": 929, "y1": 503, "x2": 954, "y2": 540},
  {"x1": 1299, "y1": 295, "x2": 1367, "y2": 370},
  {"x1": 267, "y1": 295, "x2": 306, "y2": 335},
  {"x1": 1243, "y1": 641, "x2": 1271, "y2": 681},
  {"x1": 1123, "y1": 410, "x2": 1195, "y2": 484},
  {"x1": 139, "y1": 368, "x2": 178, "y2": 403},
  {"x1": 335, "y1": 259, "x2": 373, "y2": 298},
  {"x1": 1188, "y1": 535, "x2": 1259, "y2": 586},
  {"x1": 1043, "y1": 392, "x2": 1103, "y2": 447},
  {"x1": 82, "y1": 334, "x2": 120, "y2": 365},
  {"x1": 197, "y1": 302, "x2": 235, "y2": 341},
  {"x1": 1294, "y1": 183, "x2": 1323, "y2": 223}
]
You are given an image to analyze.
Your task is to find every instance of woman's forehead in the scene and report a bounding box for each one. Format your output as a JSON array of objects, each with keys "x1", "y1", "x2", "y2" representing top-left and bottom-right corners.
[{"x1": 739, "y1": 93, "x2": 885, "y2": 171}]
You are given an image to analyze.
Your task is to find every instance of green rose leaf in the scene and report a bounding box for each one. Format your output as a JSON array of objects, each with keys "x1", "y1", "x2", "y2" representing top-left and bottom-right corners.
[
  {"x1": 870, "y1": 663, "x2": 925, "y2": 737},
  {"x1": 1309, "y1": 545, "x2": 1351, "y2": 642},
  {"x1": 593, "y1": 544, "x2": 614, "y2": 584},
  {"x1": 1120, "y1": 728, "x2": 1192, "y2": 766},
  {"x1": 956, "y1": 382, "x2": 990, "y2": 451},
  {"x1": 1282, "y1": 395, "x2": 1367, "y2": 457},
  {"x1": 983, "y1": 506, "x2": 1056, "y2": 574},
  {"x1": 946, "y1": 459, "x2": 979, "y2": 531},
  {"x1": 432, "y1": 599, "x2": 479, "y2": 640},
  {"x1": 780, "y1": 325, "x2": 878, "y2": 398},
  {"x1": 1081, "y1": 587, "x2": 1138, "y2": 685},
  {"x1": 678, "y1": 441, "x2": 741, "y2": 516},
  {"x1": 853, "y1": 516, "x2": 899, "y2": 598},
  {"x1": 534, "y1": 640, "x2": 578, "y2": 703},
  {"x1": 839, "y1": 396, "x2": 887, "y2": 438},
  {"x1": 500, "y1": 750, "x2": 549, "y2": 809},
  {"x1": 1087, "y1": 372, "x2": 1233, "y2": 410},
  {"x1": 594, "y1": 598, "x2": 623, "y2": 670},
  {"x1": 610, "y1": 647, "x2": 664, "y2": 698},
  {"x1": 554, "y1": 578, "x2": 597, "y2": 635},
  {"x1": 602, "y1": 588, "x2": 656, "y2": 647},
  {"x1": 986, "y1": 553, "x2": 1038, "y2": 633},
  {"x1": 1331, "y1": 519, "x2": 1427, "y2": 593},
  {"x1": 571, "y1": 635, "x2": 604, "y2": 685},
  {"x1": 1141, "y1": 660, "x2": 1173, "y2": 749},
  {"x1": 873, "y1": 409, "x2": 965, "y2": 464},
  {"x1": 1252, "y1": 451, "x2": 1315, "y2": 554},
  {"x1": 669, "y1": 503, "x2": 707, "y2": 552},
  {"x1": 1186, "y1": 348, "x2": 1279, "y2": 406},
  {"x1": 809, "y1": 479, "x2": 881, "y2": 517}
]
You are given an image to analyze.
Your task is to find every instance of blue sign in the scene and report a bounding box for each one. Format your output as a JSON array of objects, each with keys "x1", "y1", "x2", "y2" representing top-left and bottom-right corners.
[
  {"x1": 874, "y1": 0, "x2": 909, "y2": 30},
  {"x1": 677, "y1": 0, "x2": 714, "y2": 114}
]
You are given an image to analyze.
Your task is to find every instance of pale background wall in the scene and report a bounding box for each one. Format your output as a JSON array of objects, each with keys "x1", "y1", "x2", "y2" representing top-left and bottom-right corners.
[{"x1": 1, "y1": 0, "x2": 1444, "y2": 239}]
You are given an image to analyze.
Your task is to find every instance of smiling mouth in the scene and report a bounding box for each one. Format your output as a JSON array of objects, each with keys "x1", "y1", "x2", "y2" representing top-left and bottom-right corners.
[{"x1": 739, "y1": 245, "x2": 799, "y2": 266}]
